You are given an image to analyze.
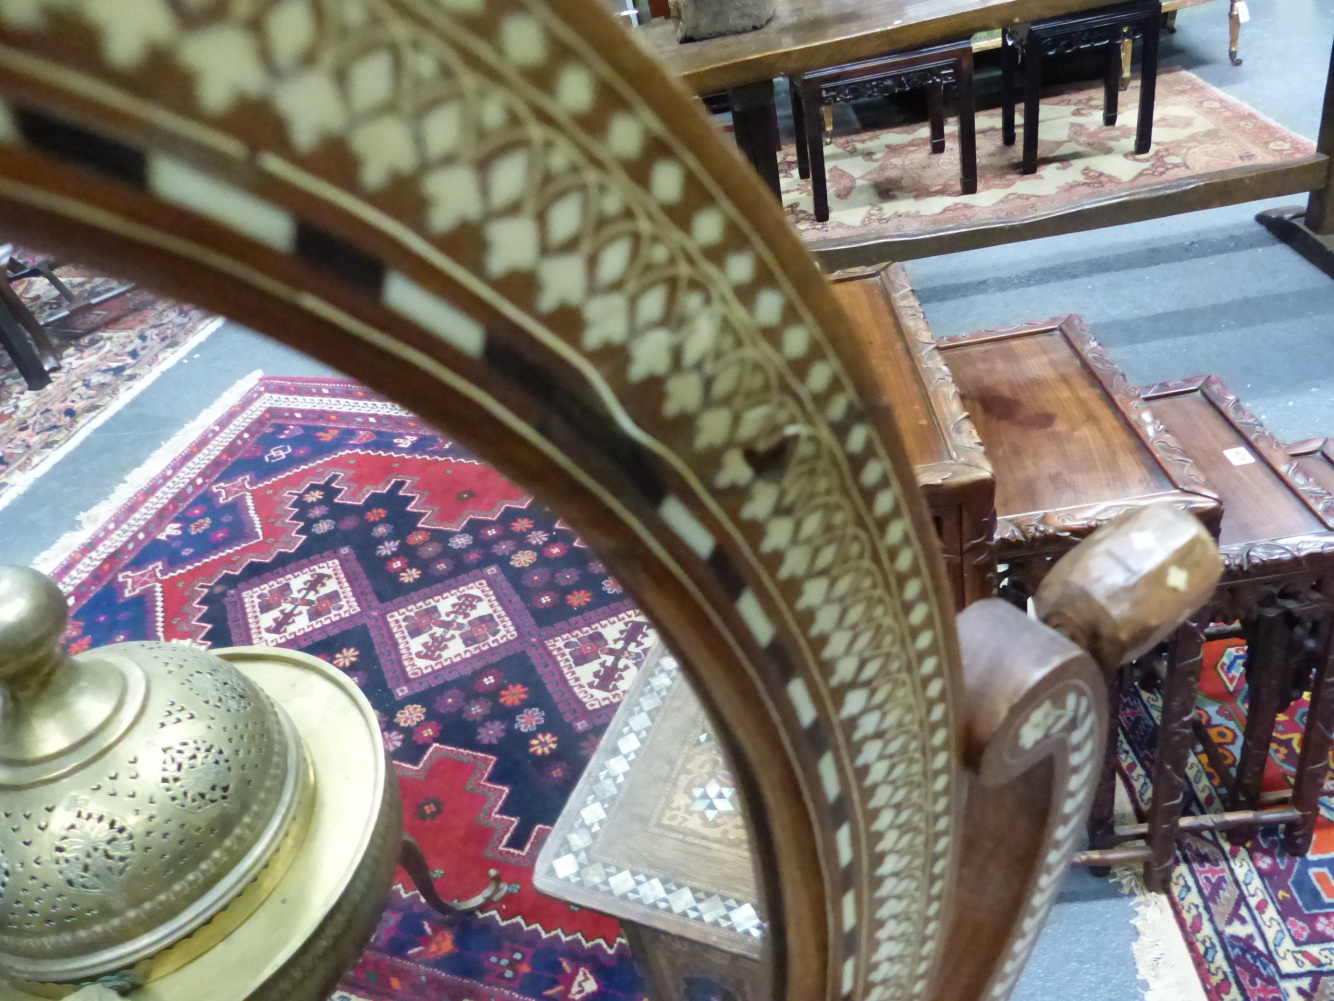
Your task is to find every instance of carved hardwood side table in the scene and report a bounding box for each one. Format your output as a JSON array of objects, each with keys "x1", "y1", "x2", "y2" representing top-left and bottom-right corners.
[
  {"x1": 830, "y1": 263, "x2": 995, "y2": 609},
  {"x1": 938, "y1": 317, "x2": 1222, "y2": 889},
  {"x1": 1001, "y1": 0, "x2": 1162, "y2": 175},
  {"x1": 791, "y1": 39, "x2": 977, "y2": 222},
  {"x1": 1127, "y1": 377, "x2": 1334, "y2": 858}
]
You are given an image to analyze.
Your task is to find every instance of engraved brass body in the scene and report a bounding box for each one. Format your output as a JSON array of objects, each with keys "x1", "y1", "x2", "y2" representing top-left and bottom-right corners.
[{"x1": 0, "y1": 566, "x2": 310, "y2": 990}]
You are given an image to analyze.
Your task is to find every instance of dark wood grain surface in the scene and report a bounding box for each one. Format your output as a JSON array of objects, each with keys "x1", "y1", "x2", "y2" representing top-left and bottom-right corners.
[
  {"x1": 1139, "y1": 378, "x2": 1334, "y2": 577},
  {"x1": 944, "y1": 327, "x2": 1168, "y2": 513},
  {"x1": 1147, "y1": 393, "x2": 1322, "y2": 546},
  {"x1": 938, "y1": 318, "x2": 1220, "y2": 557},
  {"x1": 831, "y1": 263, "x2": 996, "y2": 606}
]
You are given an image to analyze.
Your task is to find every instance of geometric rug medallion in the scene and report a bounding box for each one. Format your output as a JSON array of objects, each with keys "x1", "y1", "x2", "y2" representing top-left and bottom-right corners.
[{"x1": 45, "y1": 376, "x2": 646, "y2": 1001}]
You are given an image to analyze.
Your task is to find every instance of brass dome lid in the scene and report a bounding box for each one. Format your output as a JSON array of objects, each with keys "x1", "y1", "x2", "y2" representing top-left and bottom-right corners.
[{"x1": 0, "y1": 566, "x2": 308, "y2": 988}]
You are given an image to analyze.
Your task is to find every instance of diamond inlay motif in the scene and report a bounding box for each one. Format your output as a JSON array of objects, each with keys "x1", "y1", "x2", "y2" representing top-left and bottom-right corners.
[{"x1": 690, "y1": 778, "x2": 737, "y2": 821}]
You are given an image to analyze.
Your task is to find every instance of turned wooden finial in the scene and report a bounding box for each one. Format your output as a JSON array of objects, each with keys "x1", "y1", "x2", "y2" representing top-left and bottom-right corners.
[{"x1": 1033, "y1": 504, "x2": 1223, "y2": 672}]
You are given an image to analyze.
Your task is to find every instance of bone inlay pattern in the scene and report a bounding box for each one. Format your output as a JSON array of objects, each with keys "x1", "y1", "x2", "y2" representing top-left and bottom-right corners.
[
  {"x1": 544, "y1": 646, "x2": 766, "y2": 947},
  {"x1": 0, "y1": 3, "x2": 958, "y2": 997},
  {"x1": 986, "y1": 684, "x2": 1098, "y2": 1001}
]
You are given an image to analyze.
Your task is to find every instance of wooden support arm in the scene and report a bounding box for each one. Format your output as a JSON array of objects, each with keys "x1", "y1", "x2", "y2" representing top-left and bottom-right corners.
[
  {"x1": 934, "y1": 504, "x2": 1220, "y2": 1000},
  {"x1": 930, "y1": 598, "x2": 1108, "y2": 1001}
]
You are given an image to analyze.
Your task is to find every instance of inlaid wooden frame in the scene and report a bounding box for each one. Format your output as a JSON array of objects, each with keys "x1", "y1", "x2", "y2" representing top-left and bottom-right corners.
[{"x1": 0, "y1": 4, "x2": 1103, "y2": 1001}]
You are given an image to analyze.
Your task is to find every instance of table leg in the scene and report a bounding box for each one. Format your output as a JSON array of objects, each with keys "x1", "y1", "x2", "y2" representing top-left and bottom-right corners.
[
  {"x1": 958, "y1": 48, "x2": 978, "y2": 195},
  {"x1": 800, "y1": 79, "x2": 829, "y2": 222},
  {"x1": 927, "y1": 81, "x2": 946, "y2": 154},
  {"x1": 1231, "y1": 600, "x2": 1290, "y2": 811},
  {"x1": 1134, "y1": 12, "x2": 1159, "y2": 156},
  {"x1": 728, "y1": 80, "x2": 782, "y2": 199},
  {"x1": 1254, "y1": 38, "x2": 1334, "y2": 267},
  {"x1": 1285, "y1": 602, "x2": 1334, "y2": 855},
  {"x1": 1144, "y1": 617, "x2": 1204, "y2": 893},
  {"x1": 1104, "y1": 38, "x2": 1121, "y2": 126},
  {"x1": 1001, "y1": 32, "x2": 1017, "y2": 147},
  {"x1": 1022, "y1": 43, "x2": 1043, "y2": 174},
  {"x1": 0, "y1": 277, "x2": 57, "y2": 371},
  {"x1": 1228, "y1": 0, "x2": 1242, "y2": 66},
  {"x1": 0, "y1": 299, "x2": 49, "y2": 391},
  {"x1": 1085, "y1": 665, "x2": 1127, "y2": 873},
  {"x1": 790, "y1": 75, "x2": 810, "y2": 180}
]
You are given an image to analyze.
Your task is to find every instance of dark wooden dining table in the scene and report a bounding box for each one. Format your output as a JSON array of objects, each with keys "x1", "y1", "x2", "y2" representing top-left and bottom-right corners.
[{"x1": 634, "y1": 2, "x2": 1334, "y2": 273}]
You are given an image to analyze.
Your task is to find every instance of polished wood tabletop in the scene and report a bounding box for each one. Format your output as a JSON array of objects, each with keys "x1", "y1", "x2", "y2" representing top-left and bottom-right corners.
[{"x1": 637, "y1": 0, "x2": 1112, "y2": 94}]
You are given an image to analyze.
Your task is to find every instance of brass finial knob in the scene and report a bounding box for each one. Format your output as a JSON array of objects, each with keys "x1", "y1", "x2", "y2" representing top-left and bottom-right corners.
[
  {"x1": 0, "y1": 565, "x2": 133, "y2": 777},
  {"x1": 0, "y1": 564, "x2": 71, "y2": 695}
]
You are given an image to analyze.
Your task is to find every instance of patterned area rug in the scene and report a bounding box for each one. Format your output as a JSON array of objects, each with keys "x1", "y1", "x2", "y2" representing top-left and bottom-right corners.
[
  {"x1": 784, "y1": 69, "x2": 1314, "y2": 246},
  {"x1": 44, "y1": 377, "x2": 646, "y2": 1001},
  {"x1": 1120, "y1": 640, "x2": 1334, "y2": 1000},
  {"x1": 0, "y1": 251, "x2": 221, "y2": 510}
]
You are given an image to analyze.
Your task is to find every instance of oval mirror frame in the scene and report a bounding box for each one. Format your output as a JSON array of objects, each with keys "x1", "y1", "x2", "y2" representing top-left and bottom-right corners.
[{"x1": 0, "y1": 4, "x2": 966, "y2": 1000}]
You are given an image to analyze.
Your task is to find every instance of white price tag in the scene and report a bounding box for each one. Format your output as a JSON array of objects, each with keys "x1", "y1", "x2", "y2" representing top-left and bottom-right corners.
[
  {"x1": 1223, "y1": 446, "x2": 1256, "y2": 466},
  {"x1": 1235, "y1": 1, "x2": 1250, "y2": 23}
]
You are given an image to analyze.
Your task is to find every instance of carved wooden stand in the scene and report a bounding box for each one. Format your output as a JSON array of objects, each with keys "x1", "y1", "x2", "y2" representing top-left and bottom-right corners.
[
  {"x1": 829, "y1": 264, "x2": 996, "y2": 608},
  {"x1": 1076, "y1": 377, "x2": 1334, "y2": 876},
  {"x1": 1133, "y1": 378, "x2": 1334, "y2": 857},
  {"x1": 1001, "y1": 0, "x2": 1162, "y2": 175},
  {"x1": 791, "y1": 40, "x2": 976, "y2": 221},
  {"x1": 937, "y1": 318, "x2": 1222, "y2": 890}
]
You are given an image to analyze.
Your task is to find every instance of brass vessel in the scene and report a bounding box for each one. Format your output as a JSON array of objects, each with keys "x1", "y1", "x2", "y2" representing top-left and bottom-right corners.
[{"x1": 0, "y1": 566, "x2": 309, "y2": 990}]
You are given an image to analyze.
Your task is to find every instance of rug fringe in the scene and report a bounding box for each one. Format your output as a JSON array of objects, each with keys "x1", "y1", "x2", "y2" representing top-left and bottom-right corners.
[
  {"x1": 0, "y1": 314, "x2": 225, "y2": 515},
  {"x1": 1110, "y1": 865, "x2": 1208, "y2": 1001},
  {"x1": 32, "y1": 368, "x2": 261, "y2": 575}
]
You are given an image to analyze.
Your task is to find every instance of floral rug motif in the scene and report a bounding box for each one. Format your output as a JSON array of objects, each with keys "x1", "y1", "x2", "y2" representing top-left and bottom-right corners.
[
  {"x1": 785, "y1": 69, "x2": 1314, "y2": 247},
  {"x1": 46, "y1": 376, "x2": 646, "y2": 1001},
  {"x1": 1120, "y1": 639, "x2": 1334, "y2": 1000},
  {"x1": 0, "y1": 250, "x2": 220, "y2": 509}
]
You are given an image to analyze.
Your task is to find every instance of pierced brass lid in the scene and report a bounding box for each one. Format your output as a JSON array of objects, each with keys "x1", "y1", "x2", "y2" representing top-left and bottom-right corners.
[{"x1": 0, "y1": 566, "x2": 308, "y2": 988}]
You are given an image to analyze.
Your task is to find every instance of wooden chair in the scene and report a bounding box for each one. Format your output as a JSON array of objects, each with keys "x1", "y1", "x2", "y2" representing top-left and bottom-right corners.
[
  {"x1": 0, "y1": 2, "x2": 1205, "y2": 999},
  {"x1": 1001, "y1": 0, "x2": 1162, "y2": 175},
  {"x1": 0, "y1": 244, "x2": 135, "y2": 391},
  {"x1": 790, "y1": 40, "x2": 977, "y2": 221}
]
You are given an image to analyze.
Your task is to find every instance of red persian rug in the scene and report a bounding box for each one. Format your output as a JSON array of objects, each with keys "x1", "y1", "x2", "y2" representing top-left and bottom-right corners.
[
  {"x1": 784, "y1": 69, "x2": 1314, "y2": 251},
  {"x1": 0, "y1": 249, "x2": 220, "y2": 511},
  {"x1": 1119, "y1": 639, "x2": 1334, "y2": 1001},
  {"x1": 44, "y1": 376, "x2": 645, "y2": 1001}
]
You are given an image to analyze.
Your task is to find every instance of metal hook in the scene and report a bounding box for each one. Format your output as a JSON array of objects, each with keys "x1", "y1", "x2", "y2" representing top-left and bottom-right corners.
[{"x1": 399, "y1": 836, "x2": 511, "y2": 916}]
